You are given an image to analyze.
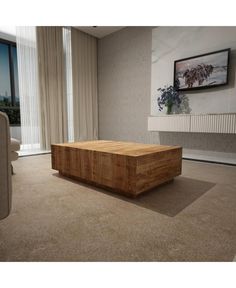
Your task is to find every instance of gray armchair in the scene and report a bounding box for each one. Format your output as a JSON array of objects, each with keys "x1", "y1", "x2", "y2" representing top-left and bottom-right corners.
[{"x1": 0, "y1": 112, "x2": 12, "y2": 220}]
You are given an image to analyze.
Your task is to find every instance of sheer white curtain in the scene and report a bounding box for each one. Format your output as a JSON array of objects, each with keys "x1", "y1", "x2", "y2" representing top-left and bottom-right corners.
[
  {"x1": 16, "y1": 26, "x2": 41, "y2": 153},
  {"x1": 16, "y1": 26, "x2": 98, "y2": 152},
  {"x1": 63, "y1": 27, "x2": 74, "y2": 142}
]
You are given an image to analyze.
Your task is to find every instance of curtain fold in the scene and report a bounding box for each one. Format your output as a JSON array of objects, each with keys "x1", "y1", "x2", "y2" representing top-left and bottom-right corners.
[
  {"x1": 63, "y1": 27, "x2": 74, "y2": 142},
  {"x1": 16, "y1": 26, "x2": 41, "y2": 152},
  {"x1": 71, "y1": 28, "x2": 98, "y2": 141},
  {"x1": 36, "y1": 26, "x2": 68, "y2": 150},
  {"x1": 17, "y1": 26, "x2": 98, "y2": 153}
]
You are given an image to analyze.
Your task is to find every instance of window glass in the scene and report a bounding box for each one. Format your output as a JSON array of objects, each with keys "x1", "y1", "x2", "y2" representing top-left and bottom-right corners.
[
  {"x1": 0, "y1": 41, "x2": 20, "y2": 125},
  {"x1": 0, "y1": 42, "x2": 11, "y2": 106},
  {"x1": 12, "y1": 46, "x2": 19, "y2": 106}
]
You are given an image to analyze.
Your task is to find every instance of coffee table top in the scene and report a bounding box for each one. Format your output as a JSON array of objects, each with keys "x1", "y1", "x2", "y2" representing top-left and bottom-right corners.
[{"x1": 52, "y1": 140, "x2": 181, "y2": 157}]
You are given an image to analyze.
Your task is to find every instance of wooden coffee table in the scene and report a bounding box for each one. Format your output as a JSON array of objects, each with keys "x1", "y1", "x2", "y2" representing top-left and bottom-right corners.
[{"x1": 51, "y1": 140, "x2": 182, "y2": 197}]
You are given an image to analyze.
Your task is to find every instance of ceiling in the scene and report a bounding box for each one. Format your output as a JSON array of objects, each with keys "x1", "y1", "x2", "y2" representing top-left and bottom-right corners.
[
  {"x1": 0, "y1": 26, "x2": 16, "y2": 42},
  {"x1": 0, "y1": 26, "x2": 124, "y2": 40},
  {"x1": 75, "y1": 26, "x2": 125, "y2": 38}
]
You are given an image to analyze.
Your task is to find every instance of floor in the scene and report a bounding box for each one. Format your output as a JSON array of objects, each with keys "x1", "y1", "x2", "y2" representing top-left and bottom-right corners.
[{"x1": 0, "y1": 154, "x2": 236, "y2": 261}]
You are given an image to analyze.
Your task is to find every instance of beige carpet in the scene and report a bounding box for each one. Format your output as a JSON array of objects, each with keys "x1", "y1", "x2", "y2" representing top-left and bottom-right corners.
[{"x1": 0, "y1": 154, "x2": 236, "y2": 261}]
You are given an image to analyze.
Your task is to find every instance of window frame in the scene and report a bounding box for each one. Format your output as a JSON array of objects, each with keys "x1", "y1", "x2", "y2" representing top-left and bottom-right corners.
[{"x1": 0, "y1": 38, "x2": 20, "y2": 126}]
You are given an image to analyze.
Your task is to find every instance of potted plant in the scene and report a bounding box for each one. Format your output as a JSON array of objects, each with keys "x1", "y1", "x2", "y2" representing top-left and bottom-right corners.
[{"x1": 157, "y1": 85, "x2": 181, "y2": 114}]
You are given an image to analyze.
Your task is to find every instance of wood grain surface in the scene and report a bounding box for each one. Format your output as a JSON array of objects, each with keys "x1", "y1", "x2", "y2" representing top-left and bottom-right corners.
[{"x1": 51, "y1": 140, "x2": 182, "y2": 197}]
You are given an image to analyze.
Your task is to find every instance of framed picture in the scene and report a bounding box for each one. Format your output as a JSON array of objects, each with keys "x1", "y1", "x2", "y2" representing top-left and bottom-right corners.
[{"x1": 174, "y1": 48, "x2": 230, "y2": 91}]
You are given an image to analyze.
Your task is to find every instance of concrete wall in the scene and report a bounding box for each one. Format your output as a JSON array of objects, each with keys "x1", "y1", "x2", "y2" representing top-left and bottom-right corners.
[
  {"x1": 98, "y1": 27, "x2": 155, "y2": 144},
  {"x1": 98, "y1": 27, "x2": 236, "y2": 164}
]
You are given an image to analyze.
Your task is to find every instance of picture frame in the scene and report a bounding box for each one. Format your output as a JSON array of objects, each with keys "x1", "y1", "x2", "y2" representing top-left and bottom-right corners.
[{"x1": 174, "y1": 48, "x2": 230, "y2": 91}]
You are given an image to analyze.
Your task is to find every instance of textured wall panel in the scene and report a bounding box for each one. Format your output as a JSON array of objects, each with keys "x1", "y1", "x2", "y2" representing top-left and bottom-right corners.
[{"x1": 98, "y1": 27, "x2": 154, "y2": 144}]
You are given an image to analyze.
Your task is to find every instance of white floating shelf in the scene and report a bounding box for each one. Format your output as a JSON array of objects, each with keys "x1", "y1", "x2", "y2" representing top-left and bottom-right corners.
[{"x1": 148, "y1": 113, "x2": 236, "y2": 134}]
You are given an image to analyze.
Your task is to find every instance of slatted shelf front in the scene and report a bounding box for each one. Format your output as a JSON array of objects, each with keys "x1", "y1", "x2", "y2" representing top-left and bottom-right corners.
[{"x1": 148, "y1": 113, "x2": 236, "y2": 134}]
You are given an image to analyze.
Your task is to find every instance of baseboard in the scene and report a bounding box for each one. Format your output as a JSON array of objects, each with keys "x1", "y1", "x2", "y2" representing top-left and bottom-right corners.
[
  {"x1": 19, "y1": 151, "x2": 51, "y2": 157},
  {"x1": 183, "y1": 149, "x2": 236, "y2": 166},
  {"x1": 183, "y1": 157, "x2": 236, "y2": 166}
]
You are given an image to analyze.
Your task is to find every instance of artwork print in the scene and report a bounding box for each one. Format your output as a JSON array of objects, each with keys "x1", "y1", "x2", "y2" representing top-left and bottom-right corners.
[{"x1": 174, "y1": 49, "x2": 230, "y2": 91}]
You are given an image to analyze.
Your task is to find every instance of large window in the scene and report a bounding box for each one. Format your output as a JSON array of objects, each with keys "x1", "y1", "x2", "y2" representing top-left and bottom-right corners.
[{"x1": 0, "y1": 39, "x2": 20, "y2": 125}]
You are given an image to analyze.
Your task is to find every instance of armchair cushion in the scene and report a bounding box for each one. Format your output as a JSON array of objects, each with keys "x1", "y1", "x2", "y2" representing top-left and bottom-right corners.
[{"x1": 10, "y1": 138, "x2": 20, "y2": 152}]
